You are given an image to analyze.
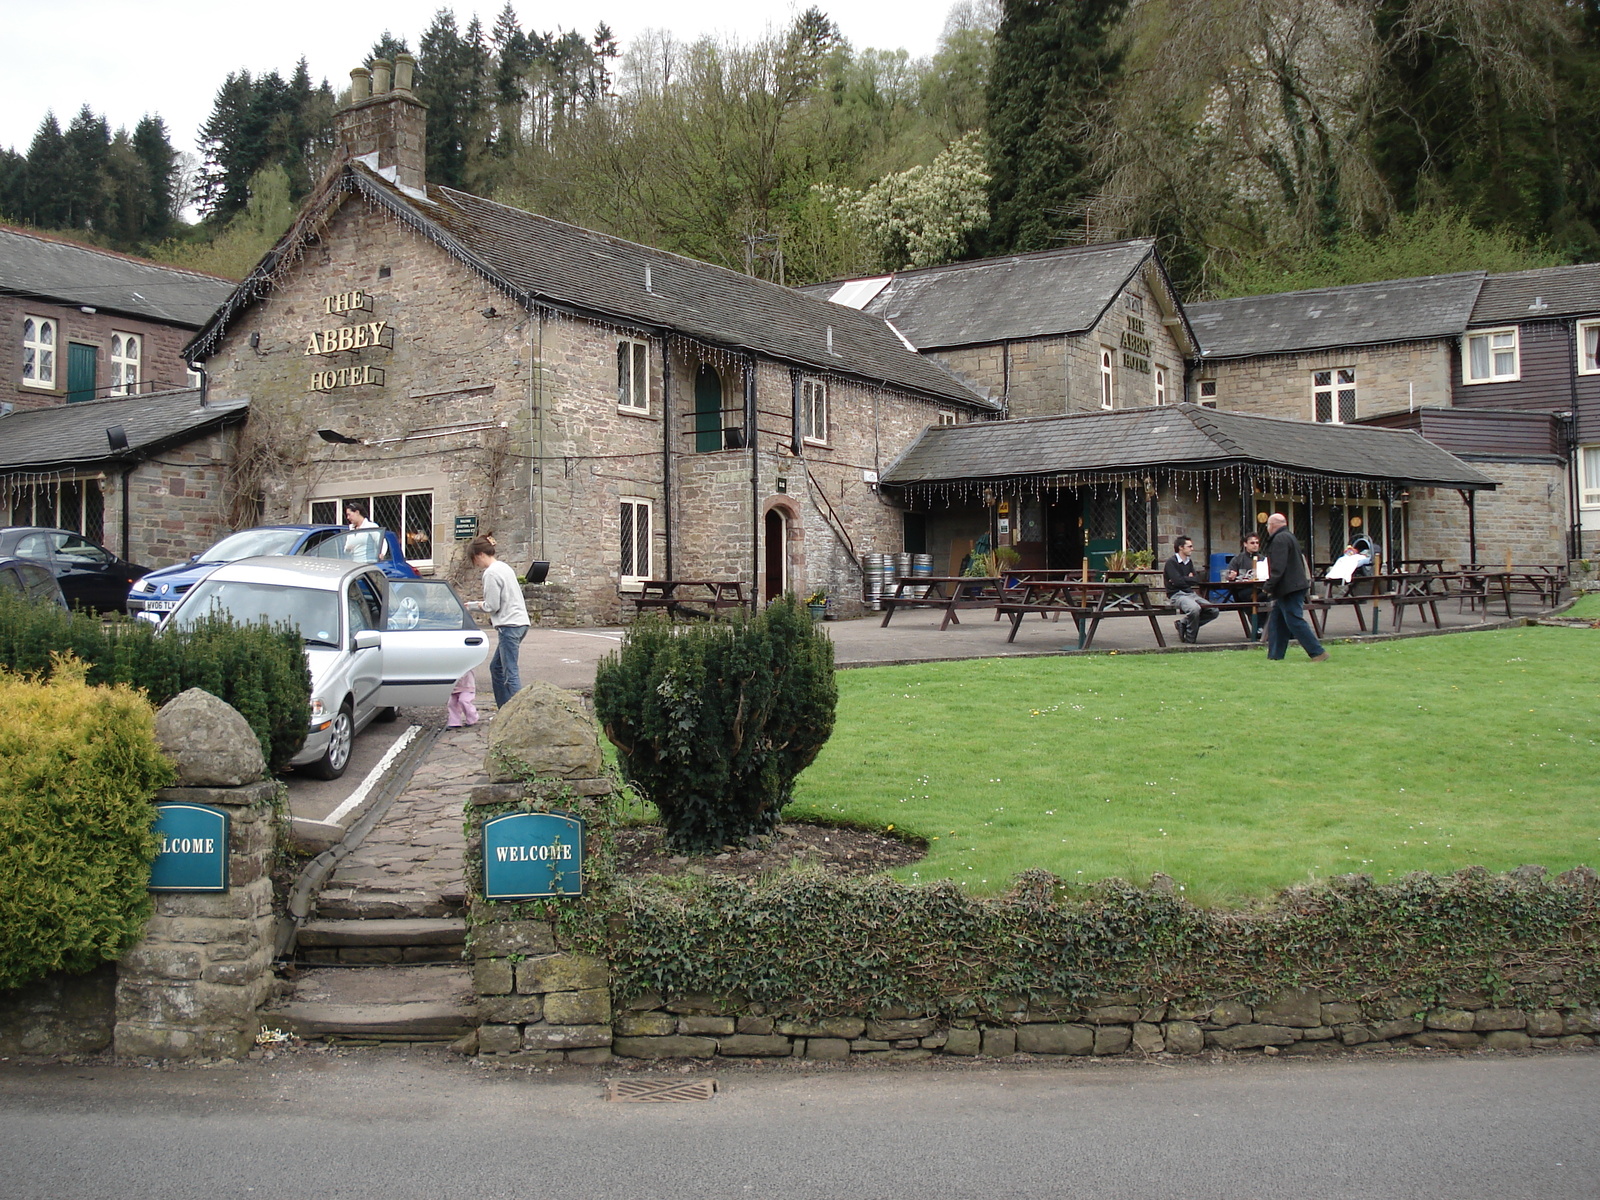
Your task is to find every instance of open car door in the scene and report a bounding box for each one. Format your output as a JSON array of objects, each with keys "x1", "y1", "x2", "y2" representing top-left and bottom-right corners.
[{"x1": 376, "y1": 578, "x2": 489, "y2": 706}]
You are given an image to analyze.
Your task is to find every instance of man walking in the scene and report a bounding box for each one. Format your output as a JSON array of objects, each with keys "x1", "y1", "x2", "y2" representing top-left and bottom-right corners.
[
  {"x1": 1163, "y1": 536, "x2": 1218, "y2": 644},
  {"x1": 1262, "y1": 513, "x2": 1328, "y2": 662},
  {"x1": 464, "y1": 536, "x2": 530, "y2": 707}
]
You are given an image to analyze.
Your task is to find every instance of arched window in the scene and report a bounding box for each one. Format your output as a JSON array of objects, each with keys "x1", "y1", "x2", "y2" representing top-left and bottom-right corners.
[{"x1": 1100, "y1": 349, "x2": 1115, "y2": 409}]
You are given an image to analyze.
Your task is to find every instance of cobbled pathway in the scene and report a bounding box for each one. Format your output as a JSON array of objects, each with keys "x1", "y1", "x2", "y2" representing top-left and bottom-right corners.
[{"x1": 315, "y1": 722, "x2": 489, "y2": 920}]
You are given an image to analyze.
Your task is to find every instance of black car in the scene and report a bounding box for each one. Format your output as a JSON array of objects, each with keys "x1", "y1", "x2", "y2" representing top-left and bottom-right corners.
[
  {"x1": 0, "y1": 527, "x2": 149, "y2": 613},
  {"x1": 0, "y1": 556, "x2": 69, "y2": 608}
]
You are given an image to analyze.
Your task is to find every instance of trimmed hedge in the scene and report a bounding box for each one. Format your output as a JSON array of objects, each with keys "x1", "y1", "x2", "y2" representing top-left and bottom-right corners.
[
  {"x1": 550, "y1": 866, "x2": 1600, "y2": 1018},
  {"x1": 0, "y1": 591, "x2": 310, "y2": 771},
  {"x1": 0, "y1": 661, "x2": 176, "y2": 990},
  {"x1": 594, "y1": 596, "x2": 837, "y2": 852}
]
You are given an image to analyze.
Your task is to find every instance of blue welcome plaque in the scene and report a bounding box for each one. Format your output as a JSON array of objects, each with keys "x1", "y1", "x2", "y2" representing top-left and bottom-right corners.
[
  {"x1": 149, "y1": 803, "x2": 230, "y2": 892},
  {"x1": 482, "y1": 811, "x2": 585, "y2": 900}
]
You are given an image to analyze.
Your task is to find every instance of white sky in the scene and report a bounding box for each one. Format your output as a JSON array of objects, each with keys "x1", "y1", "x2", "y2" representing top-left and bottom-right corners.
[{"x1": 0, "y1": 0, "x2": 951, "y2": 161}]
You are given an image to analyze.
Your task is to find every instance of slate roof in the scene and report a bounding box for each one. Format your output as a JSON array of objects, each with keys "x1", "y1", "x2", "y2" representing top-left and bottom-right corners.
[
  {"x1": 1186, "y1": 273, "x2": 1486, "y2": 360},
  {"x1": 881, "y1": 403, "x2": 1496, "y2": 490},
  {"x1": 188, "y1": 165, "x2": 994, "y2": 410},
  {"x1": 0, "y1": 389, "x2": 247, "y2": 473},
  {"x1": 798, "y1": 240, "x2": 1172, "y2": 350},
  {"x1": 0, "y1": 225, "x2": 236, "y2": 327},
  {"x1": 1469, "y1": 262, "x2": 1600, "y2": 325}
]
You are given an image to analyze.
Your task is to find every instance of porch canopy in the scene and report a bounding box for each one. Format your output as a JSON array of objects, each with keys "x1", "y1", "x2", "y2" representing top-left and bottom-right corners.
[{"x1": 881, "y1": 404, "x2": 1497, "y2": 504}]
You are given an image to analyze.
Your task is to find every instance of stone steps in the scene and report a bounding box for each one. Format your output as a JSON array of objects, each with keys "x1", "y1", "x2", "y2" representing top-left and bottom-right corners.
[
  {"x1": 297, "y1": 917, "x2": 467, "y2": 965},
  {"x1": 313, "y1": 889, "x2": 464, "y2": 920},
  {"x1": 266, "y1": 964, "x2": 475, "y2": 1042}
]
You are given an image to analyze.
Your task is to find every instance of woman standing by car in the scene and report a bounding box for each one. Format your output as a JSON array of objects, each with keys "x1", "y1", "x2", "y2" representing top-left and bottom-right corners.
[{"x1": 463, "y1": 536, "x2": 529, "y2": 709}]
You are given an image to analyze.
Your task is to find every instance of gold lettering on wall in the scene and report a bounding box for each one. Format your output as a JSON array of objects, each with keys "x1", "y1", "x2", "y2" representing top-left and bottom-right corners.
[
  {"x1": 322, "y1": 290, "x2": 369, "y2": 315},
  {"x1": 303, "y1": 321, "x2": 389, "y2": 356},
  {"x1": 311, "y1": 365, "x2": 386, "y2": 390}
]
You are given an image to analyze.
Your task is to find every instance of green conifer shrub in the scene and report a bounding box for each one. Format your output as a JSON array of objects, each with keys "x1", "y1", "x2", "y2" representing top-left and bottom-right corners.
[
  {"x1": 594, "y1": 596, "x2": 837, "y2": 853},
  {"x1": 0, "y1": 593, "x2": 309, "y2": 771},
  {"x1": 0, "y1": 660, "x2": 176, "y2": 990}
]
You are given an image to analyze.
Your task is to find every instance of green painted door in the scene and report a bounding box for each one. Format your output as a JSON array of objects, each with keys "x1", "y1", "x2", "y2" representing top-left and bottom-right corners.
[
  {"x1": 694, "y1": 365, "x2": 723, "y2": 452},
  {"x1": 67, "y1": 342, "x2": 98, "y2": 403}
]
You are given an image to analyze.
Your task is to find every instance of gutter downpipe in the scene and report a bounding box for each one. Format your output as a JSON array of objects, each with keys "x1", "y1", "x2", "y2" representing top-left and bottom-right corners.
[
  {"x1": 1565, "y1": 322, "x2": 1581, "y2": 561},
  {"x1": 661, "y1": 343, "x2": 674, "y2": 581},
  {"x1": 121, "y1": 466, "x2": 133, "y2": 560},
  {"x1": 747, "y1": 353, "x2": 759, "y2": 601}
]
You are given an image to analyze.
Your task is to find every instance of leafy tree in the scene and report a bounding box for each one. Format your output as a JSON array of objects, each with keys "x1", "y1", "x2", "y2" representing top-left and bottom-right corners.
[
  {"x1": 984, "y1": 0, "x2": 1129, "y2": 254},
  {"x1": 1211, "y1": 207, "x2": 1560, "y2": 298},
  {"x1": 150, "y1": 165, "x2": 296, "y2": 280}
]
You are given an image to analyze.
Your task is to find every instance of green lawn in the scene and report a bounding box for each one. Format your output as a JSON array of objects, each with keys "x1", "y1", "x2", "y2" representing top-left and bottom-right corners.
[
  {"x1": 1568, "y1": 592, "x2": 1599, "y2": 619},
  {"x1": 789, "y1": 626, "x2": 1600, "y2": 906}
]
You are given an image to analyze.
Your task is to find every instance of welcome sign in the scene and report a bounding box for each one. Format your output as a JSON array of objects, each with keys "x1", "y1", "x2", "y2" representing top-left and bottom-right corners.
[
  {"x1": 149, "y1": 803, "x2": 230, "y2": 892},
  {"x1": 482, "y1": 812, "x2": 585, "y2": 900}
]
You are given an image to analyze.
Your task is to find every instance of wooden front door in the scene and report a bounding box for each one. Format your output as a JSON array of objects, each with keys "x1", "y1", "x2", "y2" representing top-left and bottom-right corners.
[{"x1": 67, "y1": 342, "x2": 98, "y2": 403}]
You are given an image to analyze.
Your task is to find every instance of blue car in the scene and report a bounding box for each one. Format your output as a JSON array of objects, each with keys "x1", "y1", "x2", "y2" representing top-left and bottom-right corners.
[{"x1": 128, "y1": 524, "x2": 419, "y2": 616}]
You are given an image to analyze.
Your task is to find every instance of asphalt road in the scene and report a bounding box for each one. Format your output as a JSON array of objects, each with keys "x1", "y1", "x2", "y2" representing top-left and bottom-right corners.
[{"x1": 2, "y1": 1049, "x2": 1595, "y2": 1199}]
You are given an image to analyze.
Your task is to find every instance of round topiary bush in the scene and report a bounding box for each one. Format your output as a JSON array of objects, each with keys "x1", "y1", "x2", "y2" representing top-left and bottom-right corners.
[{"x1": 594, "y1": 595, "x2": 837, "y2": 853}]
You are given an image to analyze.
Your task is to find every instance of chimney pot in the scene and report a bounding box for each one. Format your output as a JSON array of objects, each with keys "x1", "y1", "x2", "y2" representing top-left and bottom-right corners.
[
  {"x1": 350, "y1": 67, "x2": 372, "y2": 102},
  {"x1": 393, "y1": 53, "x2": 416, "y2": 92},
  {"x1": 371, "y1": 58, "x2": 393, "y2": 94}
]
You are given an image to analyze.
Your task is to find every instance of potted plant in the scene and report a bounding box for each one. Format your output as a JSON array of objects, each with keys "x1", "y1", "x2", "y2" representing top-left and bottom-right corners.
[{"x1": 804, "y1": 590, "x2": 828, "y2": 621}]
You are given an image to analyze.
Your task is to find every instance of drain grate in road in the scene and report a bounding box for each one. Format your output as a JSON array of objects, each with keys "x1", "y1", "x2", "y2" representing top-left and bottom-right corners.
[{"x1": 605, "y1": 1078, "x2": 717, "y2": 1103}]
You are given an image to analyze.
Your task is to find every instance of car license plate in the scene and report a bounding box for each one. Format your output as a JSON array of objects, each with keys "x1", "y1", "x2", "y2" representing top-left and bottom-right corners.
[{"x1": 143, "y1": 600, "x2": 178, "y2": 612}]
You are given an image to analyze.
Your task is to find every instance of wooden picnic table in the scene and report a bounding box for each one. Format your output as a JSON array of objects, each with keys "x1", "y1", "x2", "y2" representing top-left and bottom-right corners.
[
  {"x1": 1461, "y1": 564, "x2": 1567, "y2": 609},
  {"x1": 1194, "y1": 576, "x2": 1269, "y2": 639},
  {"x1": 880, "y1": 576, "x2": 1002, "y2": 630},
  {"x1": 995, "y1": 579, "x2": 1175, "y2": 649},
  {"x1": 626, "y1": 579, "x2": 749, "y2": 619},
  {"x1": 1308, "y1": 571, "x2": 1452, "y2": 635}
]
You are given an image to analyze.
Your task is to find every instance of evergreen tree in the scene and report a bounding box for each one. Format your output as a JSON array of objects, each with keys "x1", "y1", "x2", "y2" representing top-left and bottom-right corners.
[
  {"x1": 131, "y1": 116, "x2": 178, "y2": 240},
  {"x1": 23, "y1": 114, "x2": 70, "y2": 228},
  {"x1": 983, "y1": 0, "x2": 1128, "y2": 254},
  {"x1": 60, "y1": 106, "x2": 113, "y2": 230},
  {"x1": 416, "y1": 9, "x2": 494, "y2": 189},
  {"x1": 0, "y1": 147, "x2": 24, "y2": 222}
]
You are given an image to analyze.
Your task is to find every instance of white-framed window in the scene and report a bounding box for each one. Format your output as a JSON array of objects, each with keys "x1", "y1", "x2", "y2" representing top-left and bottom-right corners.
[
  {"x1": 936, "y1": 410, "x2": 958, "y2": 426},
  {"x1": 619, "y1": 498, "x2": 652, "y2": 583},
  {"x1": 1313, "y1": 367, "x2": 1356, "y2": 423},
  {"x1": 1465, "y1": 327, "x2": 1519, "y2": 383},
  {"x1": 109, "y1": 333, "x2": 141, "y2": 396},
  {"x1": 801, "y1": 377, "x2": 827, "y2": 444},
  {"x1": 309, "y1": 491, "x2": 434, "y2": 568},
  {"x1": 1580, "y1": 445, "x2": 1600, "y2": 508},
  {"x1": 1100, "y1": 348, "x2": 1115, "y2": 409},
  {"x1": 1154, "y1": 367, "x2": 1168, "y2": 406},
  {"x1": 1198, "y1": 379, "x2": 1217, "y2": 407},
  {"x1": 617, "y1": 338, "x2": 648, "y2": 411},
  {"x1": 1578, "y1": 321, "x2": 1600, "y2": 375},
  {"x1": 22, "y1": 317, "x2": 56, "y2": 388}
]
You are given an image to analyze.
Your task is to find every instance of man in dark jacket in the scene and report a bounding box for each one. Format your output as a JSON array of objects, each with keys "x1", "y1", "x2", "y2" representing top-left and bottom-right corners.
[
  {"x1": 1262, "y1": 513, "x2": 1328, "y2": 662},
  {"x1": 1163, "y1": 535, "x2": 1218, "y2": 644}
]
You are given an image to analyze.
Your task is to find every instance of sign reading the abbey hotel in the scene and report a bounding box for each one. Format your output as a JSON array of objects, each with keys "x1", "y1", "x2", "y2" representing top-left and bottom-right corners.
[{"x1": 307, "y1": 288, "x2": 390, "y2": 392}]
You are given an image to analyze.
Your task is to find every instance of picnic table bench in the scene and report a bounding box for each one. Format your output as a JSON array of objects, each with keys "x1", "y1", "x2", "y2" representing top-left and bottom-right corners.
[
  {"x1": 880, "y1": 576, "x2": 1002, "y2": 630},
  {"x1": 995, "y1": 579, "x2": 1175, "y2": 649},
  {"x1": 1308, "y1": 572, "x2": 1451, "y2": 635},
  {"x1": 1461, "y1": 564, "x2": 1567, "y2": 609},
  {"x1": 626, "y1": 579, "x2": 749, "y2": 619}
]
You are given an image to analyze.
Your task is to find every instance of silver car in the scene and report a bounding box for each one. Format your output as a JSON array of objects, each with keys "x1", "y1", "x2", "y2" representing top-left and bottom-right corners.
[{"x1": 164, "y1": 557, "x2": 488, "y2": 779}]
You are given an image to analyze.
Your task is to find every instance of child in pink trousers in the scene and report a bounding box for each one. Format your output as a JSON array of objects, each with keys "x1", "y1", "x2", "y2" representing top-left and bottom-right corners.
[{"x1": 447, "y1": 669, "x2": 478, "y2": 727}]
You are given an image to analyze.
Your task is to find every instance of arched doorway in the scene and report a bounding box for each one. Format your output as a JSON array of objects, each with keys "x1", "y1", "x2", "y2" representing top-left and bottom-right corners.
[
  {"x1": 693, "y1": 364, "x2": 723, "y2": 452},
  {"x1": 764, "y1": 508, "x2": 787, "y2": 600}
]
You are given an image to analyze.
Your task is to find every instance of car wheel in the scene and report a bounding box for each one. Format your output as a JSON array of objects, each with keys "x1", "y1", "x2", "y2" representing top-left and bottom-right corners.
[
  {"x1": 375, "y1": 706, "x2": 400, "y2": 723},
  {"x1": 305, "y1": 701, "x2": 354, "y2": 780}
]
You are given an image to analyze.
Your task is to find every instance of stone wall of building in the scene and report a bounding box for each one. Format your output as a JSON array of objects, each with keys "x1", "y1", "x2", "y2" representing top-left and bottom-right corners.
[
  {"x1": 1405, "y1": 462, "x2": 1569, "y2": 566},
  {"x1": 1200, "y1": 341, "x2": 1454, "y2": 424},
  {"x1": 109, "y1": 425, "x2": 239, "y2": 567}
]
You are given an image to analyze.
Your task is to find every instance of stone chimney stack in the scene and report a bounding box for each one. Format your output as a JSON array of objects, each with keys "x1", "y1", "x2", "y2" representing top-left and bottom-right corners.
[{"x1": 336, "y1": 53, "x2": 426, "y2": 193}]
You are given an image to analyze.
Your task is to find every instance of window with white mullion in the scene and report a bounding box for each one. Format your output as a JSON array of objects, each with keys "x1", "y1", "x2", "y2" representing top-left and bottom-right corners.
[
  {"x1": 1100, "y1": 348, "x2": 1115, "y2": 409},
  {"x1": 1580, "y1": 446, "x2": 1600, "y2": 508},
  {"x1": 1578, "y1": 321, "x2": 1600, "y2": 375},
  {"x1": 801, "y1": 378, "x2": 827, "y2": 444},
  {"x1": 110, "y1": 333, "x2": 141, "y2": 396},
  {"x1": 619, "y1": 499, "x2": 653, "y2": 582},
  {"x1": 1465, "y1": 328, "x2": 1519, "y2": 383},
  {"x1": 617, "y1": 338, "x2": 649, "y2": 410},
  {"x1": 22, "y1": 316, "x2": 56, "y2": 388},
  {"x1": 1313, "y1": 367, "x2": 1356, "y2": 423}
]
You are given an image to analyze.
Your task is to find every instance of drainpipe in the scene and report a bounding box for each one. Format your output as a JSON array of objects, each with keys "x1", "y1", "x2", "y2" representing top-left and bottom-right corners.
[
  {"x1": 661, "y1": 344, "x2": 674, "y2": 580},
  {"x1": 747, "y1": 353, "x2": 759, "y2": 600},
  {"x1": 120, "y1": 467, "x2": 132, "y2": 560},
  {"x1": 1467, "y1": 491, "x2": 1478, "y2": 565}
]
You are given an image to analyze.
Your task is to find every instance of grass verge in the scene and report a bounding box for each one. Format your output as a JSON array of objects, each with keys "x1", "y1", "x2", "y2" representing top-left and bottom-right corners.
[{"x1": 789, "y1": 626, "x2": 1599, "y2": 906}]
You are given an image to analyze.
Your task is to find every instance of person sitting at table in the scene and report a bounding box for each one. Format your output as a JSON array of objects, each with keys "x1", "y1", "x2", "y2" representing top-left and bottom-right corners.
[
  {"x1": 1164, "y1": 536, "x2": 1218, "y2": 644},
  {"x1": 1223, "y1": 532, "x2": 1266, "y2": 641}
]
